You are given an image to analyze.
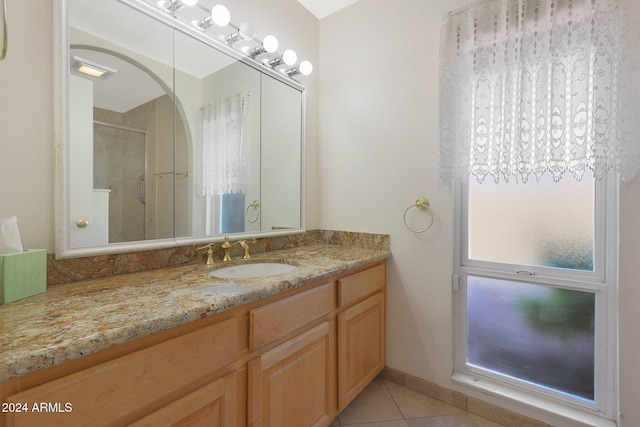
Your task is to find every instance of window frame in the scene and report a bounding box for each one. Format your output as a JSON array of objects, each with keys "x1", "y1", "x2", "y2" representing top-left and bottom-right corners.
[{"x1": 452, "y1": 173, "x2": 618, "y2": 421}]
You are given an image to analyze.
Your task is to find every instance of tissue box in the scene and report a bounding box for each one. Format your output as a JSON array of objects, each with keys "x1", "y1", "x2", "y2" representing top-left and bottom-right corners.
[{"x1": 0, "y1": 249, "x2": 46, "y2": 304}]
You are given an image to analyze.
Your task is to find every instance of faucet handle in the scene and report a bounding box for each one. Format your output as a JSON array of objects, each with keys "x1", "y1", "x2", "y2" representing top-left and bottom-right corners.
[
  {"x1": 241, "y1": 238, "x2": 257, "y2": 259},
  {"x1": 195, "y1": 243, "x2": 216, "y2": 265}
]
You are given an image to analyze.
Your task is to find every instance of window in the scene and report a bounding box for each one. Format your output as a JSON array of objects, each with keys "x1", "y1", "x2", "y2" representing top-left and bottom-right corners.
[
  {"x1": 453, "y1": 171, "x2": 617, "y2": 419},
  {"x1": 440, "y1": 0, "x2": 639, "y2": 422}
]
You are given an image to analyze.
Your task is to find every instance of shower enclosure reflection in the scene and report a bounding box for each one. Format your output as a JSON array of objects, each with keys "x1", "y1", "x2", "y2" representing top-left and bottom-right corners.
[{"x1": 93, "y1": 123, "x2": 146, "y2": 243}]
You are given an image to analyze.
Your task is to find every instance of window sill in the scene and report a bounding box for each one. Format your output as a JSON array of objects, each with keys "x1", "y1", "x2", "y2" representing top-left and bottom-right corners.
[{"x1": 452, "y1": 372, "x2": 616, "y2": 427}]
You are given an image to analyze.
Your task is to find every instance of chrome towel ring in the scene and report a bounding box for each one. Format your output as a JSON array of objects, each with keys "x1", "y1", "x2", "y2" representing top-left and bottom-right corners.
[
  {"x1": 246, "y1": 200, "x2": 260, "y2": 223},
  {"x1": 403, "y1": 197, "x2": 434, "y2": 233},
  {"x1": 0, "y1": 0, "x2": 6, "y2": 60}
]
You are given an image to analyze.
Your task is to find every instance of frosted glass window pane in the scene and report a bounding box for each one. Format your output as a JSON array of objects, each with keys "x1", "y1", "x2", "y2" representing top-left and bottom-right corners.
[
  {"x1": 468, "y1": 172, "x2": 595, "y2": 270},
  {"x1": 467, "y1": 275, "x2": 595, "y2": 401}
]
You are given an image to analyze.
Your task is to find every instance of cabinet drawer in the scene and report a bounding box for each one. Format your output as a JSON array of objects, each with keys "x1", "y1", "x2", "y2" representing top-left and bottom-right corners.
[
  {"x1": 6, "y1": 319, "x2": 238, "y2": 427},
  {"x1": 338, "y1": 264, "x2": 385, "y2": 308},
  {"x1": 249, "y1": 282, "x2": 334, "y2": 350}
]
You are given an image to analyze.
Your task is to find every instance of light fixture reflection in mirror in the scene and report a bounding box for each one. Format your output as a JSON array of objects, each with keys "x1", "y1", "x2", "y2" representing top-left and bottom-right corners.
[{"x1": 226, "y1": 21, "x2": 255, "y2": 45}]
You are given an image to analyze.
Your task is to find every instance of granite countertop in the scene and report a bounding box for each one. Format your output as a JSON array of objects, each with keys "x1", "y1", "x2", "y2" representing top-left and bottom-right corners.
[{"x1": 0, "y1": 244, "x2": 390, "y2": 383}]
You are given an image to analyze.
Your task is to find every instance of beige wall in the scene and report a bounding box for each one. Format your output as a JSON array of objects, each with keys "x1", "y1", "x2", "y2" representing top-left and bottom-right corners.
[
  {"x1": 619, "y1": 179, "x2": 640, "y2": 425},
  {"x1": 0, "y1": 0, "x2": 54, "y2": 250},
  {"x1": 319, "y1": 0, "x2": 465, "y2": 391}
]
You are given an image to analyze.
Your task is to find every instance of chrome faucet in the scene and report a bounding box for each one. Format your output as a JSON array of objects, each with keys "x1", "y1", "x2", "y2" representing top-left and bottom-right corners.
[{"x1": 221, "y1": 236, "x2": 257, "y2": 262}]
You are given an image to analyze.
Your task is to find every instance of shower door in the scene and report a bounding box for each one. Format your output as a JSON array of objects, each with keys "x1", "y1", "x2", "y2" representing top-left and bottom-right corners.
[{"x1": 93, "y1": 123, "x2": 146, "y2": 243}]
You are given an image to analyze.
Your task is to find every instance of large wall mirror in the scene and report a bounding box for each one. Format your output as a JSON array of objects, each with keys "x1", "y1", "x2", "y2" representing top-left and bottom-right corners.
[{"x1": 55, "y1": 0, "x2": 305, "y2": 257}]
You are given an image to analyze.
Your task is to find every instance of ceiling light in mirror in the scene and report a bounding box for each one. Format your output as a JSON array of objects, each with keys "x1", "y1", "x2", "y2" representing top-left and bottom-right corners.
[{"x1": 71, "y1": 56, "x2": 118, "y2": 79}]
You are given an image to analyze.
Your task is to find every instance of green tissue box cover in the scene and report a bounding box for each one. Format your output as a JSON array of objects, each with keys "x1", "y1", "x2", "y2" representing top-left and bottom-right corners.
[{"x1": 0, "y1": 249, "x2": 47, "y2": 304}]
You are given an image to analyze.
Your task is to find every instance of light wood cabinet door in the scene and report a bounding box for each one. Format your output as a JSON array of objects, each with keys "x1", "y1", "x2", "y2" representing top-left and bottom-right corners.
[
  {"x1": 129, "y1": 371, "x2": 237, "y2": 427},
  {"x1": 248, "y1": 321, "x2": 336, "y2": 427},
  {"x1": 337, "y1": 292, "x2": 386, "y2": 411}
]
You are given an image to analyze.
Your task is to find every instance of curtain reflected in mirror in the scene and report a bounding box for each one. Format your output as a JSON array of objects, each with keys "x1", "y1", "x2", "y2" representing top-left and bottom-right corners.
[{"x1": 199, "y1": 91, "x2": 251, "y2": 235}]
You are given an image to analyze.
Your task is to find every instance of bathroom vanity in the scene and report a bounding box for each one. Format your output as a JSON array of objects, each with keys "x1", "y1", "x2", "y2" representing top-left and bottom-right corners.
[{"x1": 0, "y1": 244, "x2": 389, "y2": 426}]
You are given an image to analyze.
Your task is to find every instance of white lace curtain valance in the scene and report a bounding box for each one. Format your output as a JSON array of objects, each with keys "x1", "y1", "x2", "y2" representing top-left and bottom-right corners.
[
  {"x1": 198, "y1": 91, "x2": 250, "y2": 196},
  {"x1": 439, "y1": 0, "x2": 640, "y2": 184}
]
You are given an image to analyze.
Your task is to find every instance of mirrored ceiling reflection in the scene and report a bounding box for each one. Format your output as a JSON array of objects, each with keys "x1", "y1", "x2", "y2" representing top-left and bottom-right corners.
[{"x1": 61, "y1": 0, "x2": 304, "y2": 255}]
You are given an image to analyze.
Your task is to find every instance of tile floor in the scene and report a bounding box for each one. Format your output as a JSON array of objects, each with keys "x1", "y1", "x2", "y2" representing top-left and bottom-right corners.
[{"x1": 331, "y1": 379, "x2": 504, "y2": 427}]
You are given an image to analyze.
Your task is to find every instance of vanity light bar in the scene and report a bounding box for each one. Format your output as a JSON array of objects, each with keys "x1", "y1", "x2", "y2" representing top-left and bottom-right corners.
[{"x1": 154, "y1": 1, "x2": 312, "y2": 79}]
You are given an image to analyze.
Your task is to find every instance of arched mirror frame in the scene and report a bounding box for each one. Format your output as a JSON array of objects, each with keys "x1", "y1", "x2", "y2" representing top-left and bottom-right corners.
[{"x1": 53, "y1": 0, "x2": 306, "y2": 258}]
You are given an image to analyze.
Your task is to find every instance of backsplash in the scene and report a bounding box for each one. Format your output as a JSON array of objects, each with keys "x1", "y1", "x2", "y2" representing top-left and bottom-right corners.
[{"x1": 46, "y1": 230, "x2": 390, "y2": 286}]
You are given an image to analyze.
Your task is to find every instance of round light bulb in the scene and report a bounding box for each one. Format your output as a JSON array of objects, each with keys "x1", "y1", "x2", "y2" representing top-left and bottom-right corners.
[
  {"x1": 238, "y1": 22, "x2": 256, "y2": 40},
  {"x1": 282, "y1": 49, "x2": 297, "y2": 66},
  {"x1": 263, "y1": 35, "x2": 279, "y2": 53},
  {"x1": 211, "y1": 4, "x2": 230, "y2": 27},
  {"x1": 299, "y1": 60, "x2": 313, "y2": 76},
  {"x1": 180, "y1": 0, "x2": 198, "y2": 6}
]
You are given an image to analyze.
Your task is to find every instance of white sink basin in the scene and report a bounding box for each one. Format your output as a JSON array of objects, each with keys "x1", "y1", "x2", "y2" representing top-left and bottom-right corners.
[{"x1": 209, "y1": 262, "x2": 298, "y2": 279}]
